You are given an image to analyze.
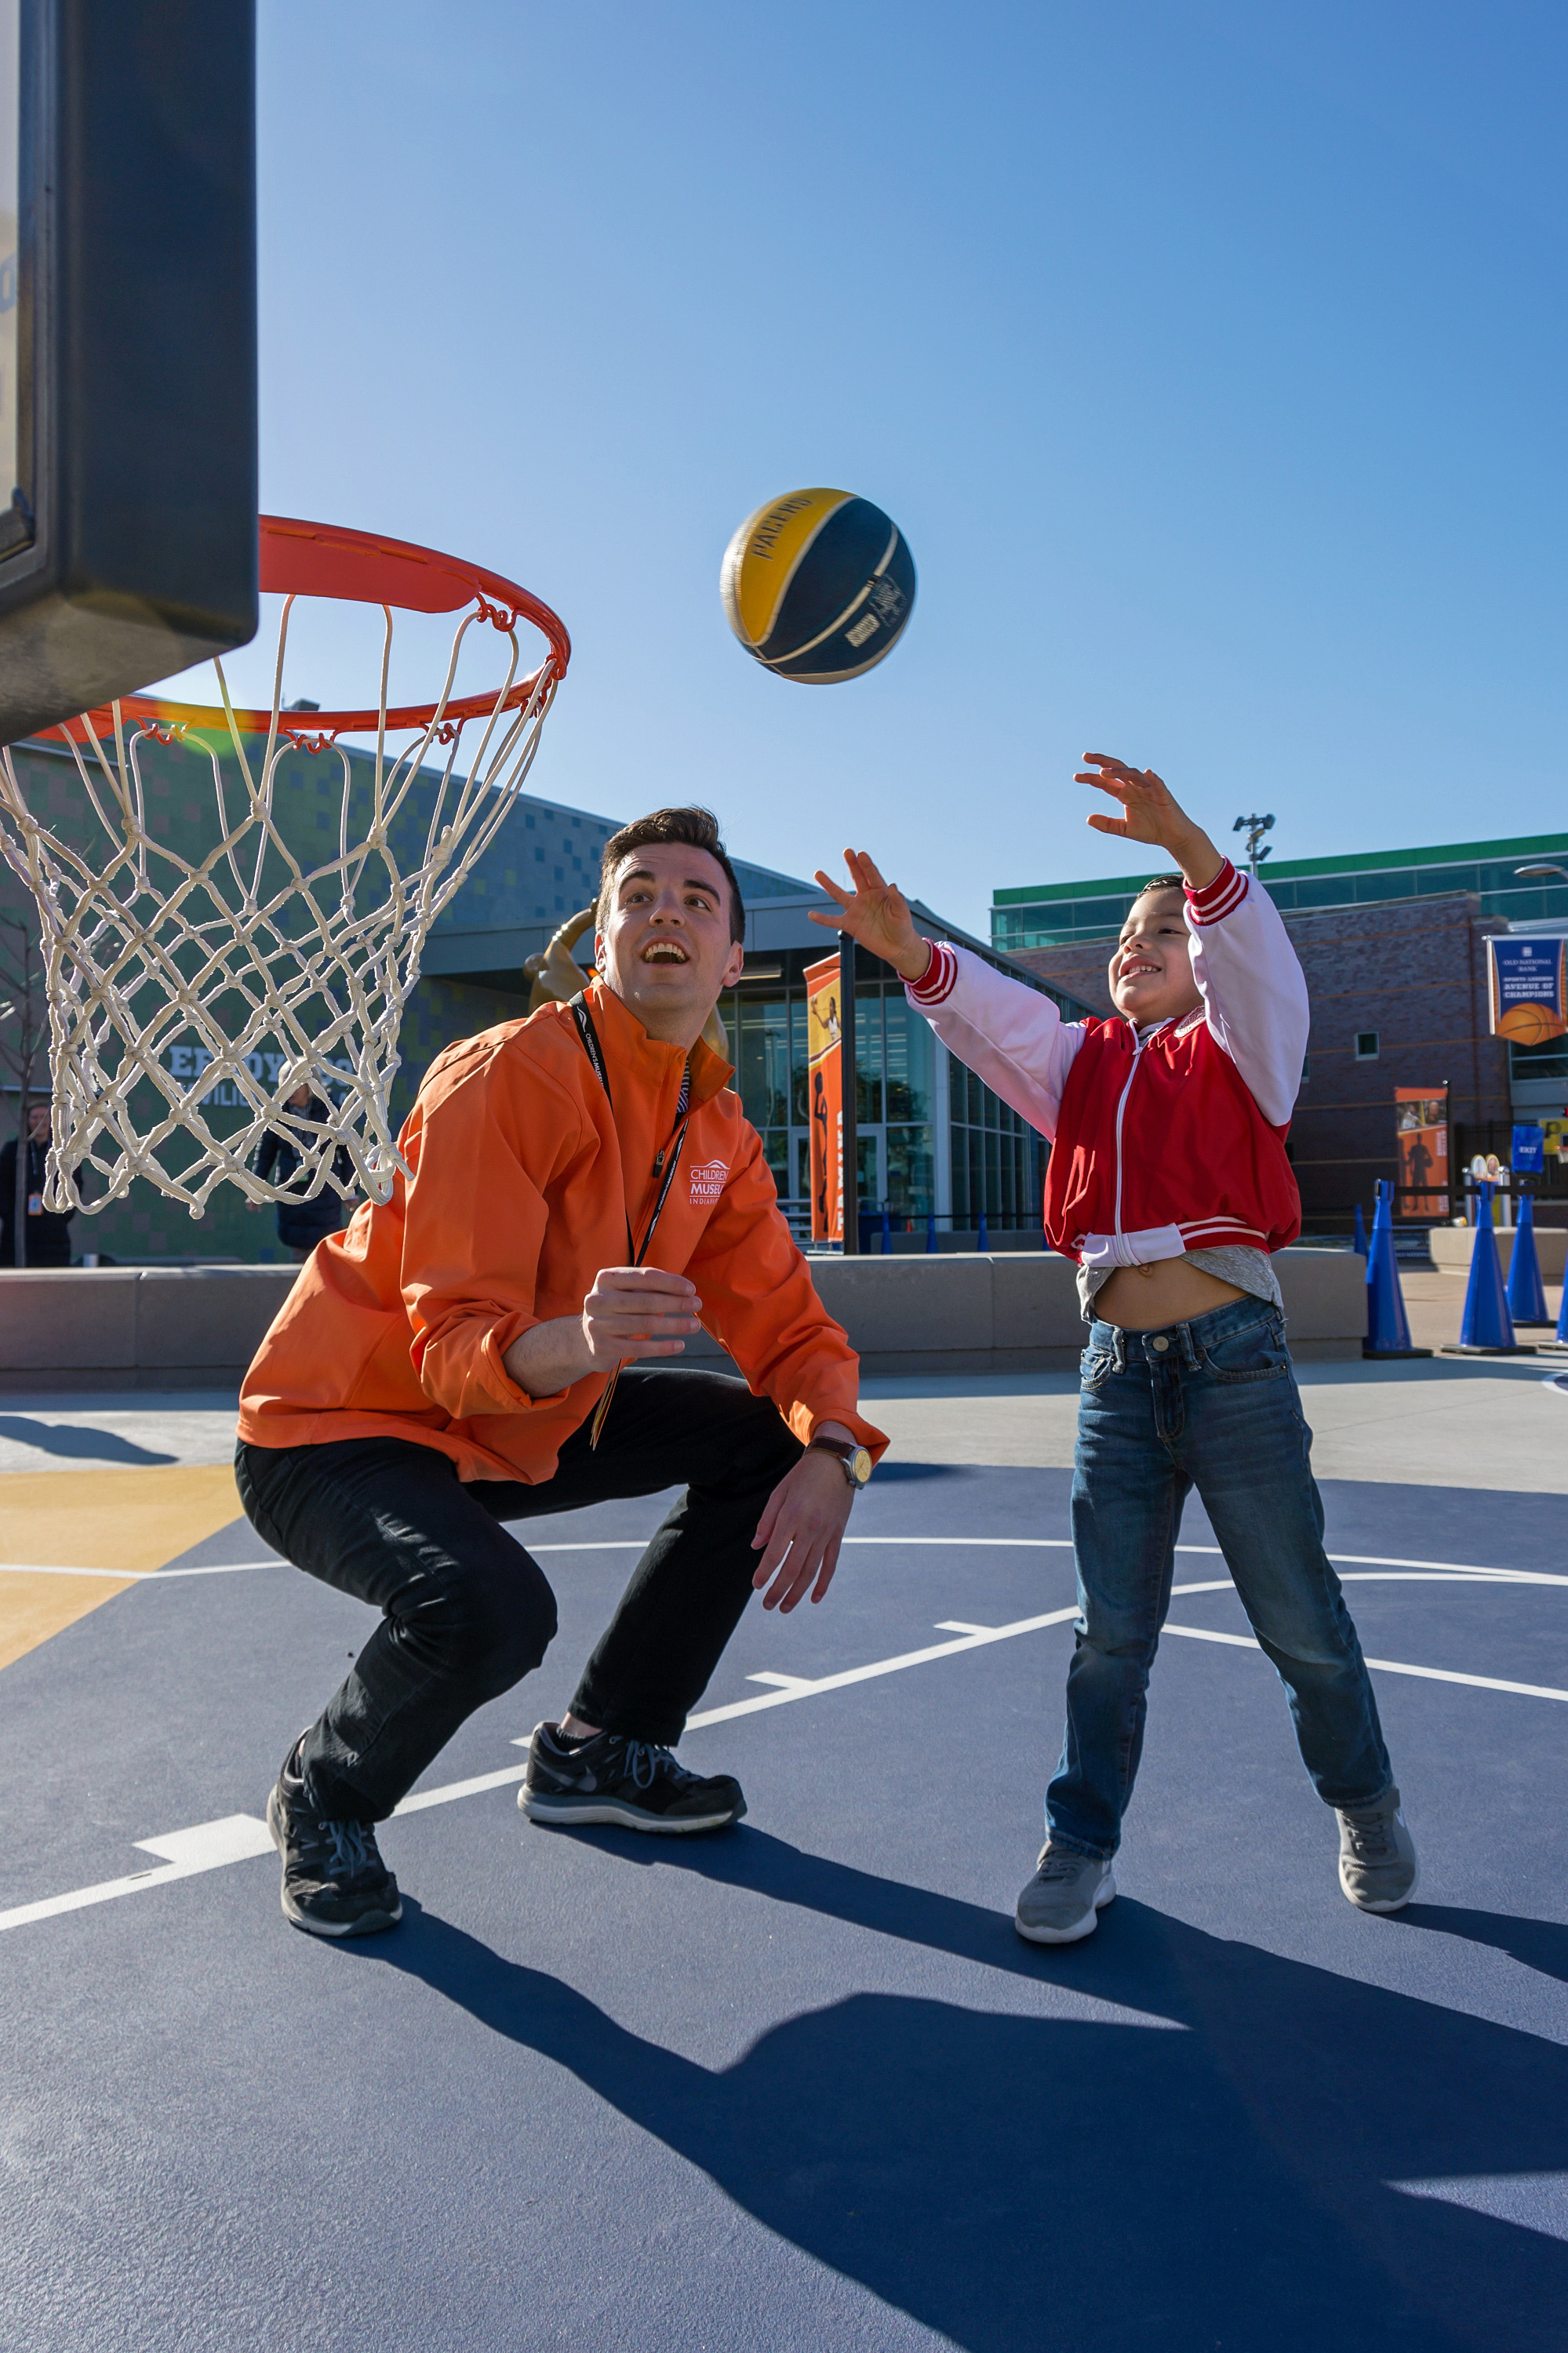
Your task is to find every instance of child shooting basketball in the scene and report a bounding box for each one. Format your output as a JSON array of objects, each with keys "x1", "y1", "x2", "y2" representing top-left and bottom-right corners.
[{"x1": 815, "y1": 755, "x2": 1417, "y2": 1944}]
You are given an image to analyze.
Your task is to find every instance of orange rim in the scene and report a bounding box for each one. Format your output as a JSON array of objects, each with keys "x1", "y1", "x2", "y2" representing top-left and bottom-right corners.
[{"x1": 43, "y1": 515, "x2": 572, "y2": 749}]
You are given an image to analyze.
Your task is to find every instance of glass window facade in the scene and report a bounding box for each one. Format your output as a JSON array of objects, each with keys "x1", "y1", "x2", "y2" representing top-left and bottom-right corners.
[
  {"x1": 948, "y1": 1051, "x2": 1042, "y2": 1229},
  {"x1": 1512, "y1": 1035, "x2": 1568, "y2": 1087},
  {"x1": 715, "y1": 946, "x2": 1055, "y2": 1232}
]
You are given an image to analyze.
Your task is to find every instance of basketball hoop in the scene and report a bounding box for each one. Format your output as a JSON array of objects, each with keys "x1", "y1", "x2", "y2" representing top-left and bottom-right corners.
[{"x1": 0, "y1": 516, "x2": 570, "y2": 1216}]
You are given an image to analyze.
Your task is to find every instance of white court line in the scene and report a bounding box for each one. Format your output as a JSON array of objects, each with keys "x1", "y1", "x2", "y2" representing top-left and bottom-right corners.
[
  {"x1": 10, "y1": 1539, "x2": 1568, "y2": 1587},
  {"x1": 2, "y1": 1551, "x2": 1563, "y2": 1937},
  {"x1": 0, "y1": 1559, "x2": 284, "y2": 1580},
  {"x1": 0, "y1": 1608, "x2": 1082, "y2": 1937},
  {"x1": 1162, "y1": 1622, "x2": 1568, "y2": 1705}
]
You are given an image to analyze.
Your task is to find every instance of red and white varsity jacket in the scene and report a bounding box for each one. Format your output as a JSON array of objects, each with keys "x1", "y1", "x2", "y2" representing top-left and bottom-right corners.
[{"x1": 907, "y1": 860, "x2": 1308, "y2": 1268}]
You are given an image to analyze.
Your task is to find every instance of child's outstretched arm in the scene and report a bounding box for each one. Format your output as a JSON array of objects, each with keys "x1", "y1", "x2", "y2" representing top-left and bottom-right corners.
[
  {"x1": 809, "y1": 849, "x2": 1086, "y2": 1140},
  {"x1": 1079, "y1": 752, "x2": 1225, "y2": 888},
  {"x1": 1082, "y1": 754, "x2": 1308, "y2": 1126}
]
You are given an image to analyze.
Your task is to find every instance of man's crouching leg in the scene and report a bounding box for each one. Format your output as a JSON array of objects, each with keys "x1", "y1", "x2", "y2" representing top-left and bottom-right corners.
[
  {"x1": 236, "y1": 1435, "x2": 558, "y2": 1934},
  {"x1": 518, "y1": 1369, "x2": 803, "y2": 1835}
]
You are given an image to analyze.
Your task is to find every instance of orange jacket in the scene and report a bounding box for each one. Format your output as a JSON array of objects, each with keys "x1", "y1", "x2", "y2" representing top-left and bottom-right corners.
[{"x1": 238, "y1": 980, "x2": 886, "y2": 1482}]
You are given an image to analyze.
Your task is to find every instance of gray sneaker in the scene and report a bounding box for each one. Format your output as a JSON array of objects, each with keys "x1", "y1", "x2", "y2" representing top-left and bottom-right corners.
[
  {"x1": 1015, "y1": 1845, "x2": 1116, "y2": 1944},
  {"x1": 1337, "y1": 1786, "x2": 1419, "y2": 1912}
]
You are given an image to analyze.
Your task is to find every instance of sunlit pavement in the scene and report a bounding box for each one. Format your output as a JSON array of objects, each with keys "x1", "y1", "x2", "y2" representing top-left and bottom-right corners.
[{"x1": 1, "y1": 1364, "x2": 1565, "y2": 2351}]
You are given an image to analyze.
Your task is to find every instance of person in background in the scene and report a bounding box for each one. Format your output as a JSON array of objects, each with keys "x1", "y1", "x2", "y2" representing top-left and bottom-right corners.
[
  {"x1": 249, "y1": 1080, "x2": 355, "y2": 1262},
  {"x1": 0, "y1": 1102, "x2": 75, "y2": 1268}
]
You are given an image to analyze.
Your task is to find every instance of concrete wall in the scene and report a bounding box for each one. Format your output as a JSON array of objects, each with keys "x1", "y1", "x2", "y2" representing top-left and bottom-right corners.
[
  {"x1": 0, "y1": 1246, "x2": 1366, "y2": 1391},
  {"x1": 1428, "y1": 1224, "x2": 1568, "y2": 1279},
  {"x1": 0, "y1": 1266, "x2": 303, "y2": 1391}
]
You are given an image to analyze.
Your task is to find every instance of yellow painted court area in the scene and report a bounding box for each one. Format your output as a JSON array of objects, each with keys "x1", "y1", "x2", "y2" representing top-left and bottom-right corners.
[{"x1": 0, "y1": 1464, "x2": 244, "y2": 1672}]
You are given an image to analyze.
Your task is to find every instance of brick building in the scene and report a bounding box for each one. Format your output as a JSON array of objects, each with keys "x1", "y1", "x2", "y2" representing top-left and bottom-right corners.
[{"x1": 1010, "y1": 893, "x2": 1530, "y2": 1231}]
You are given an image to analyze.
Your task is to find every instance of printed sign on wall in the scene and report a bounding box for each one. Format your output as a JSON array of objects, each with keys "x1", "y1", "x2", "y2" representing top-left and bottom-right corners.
[
  {"x1": 1395, "y1": 1086, "x2": 1449, "y2": 1217},
  {"x1": 1486, "y1": 936, "x2": 1567, "y2": 1046},
  {"x1": 804, "y1": 952, "x2": 844, "y2": 1244}
]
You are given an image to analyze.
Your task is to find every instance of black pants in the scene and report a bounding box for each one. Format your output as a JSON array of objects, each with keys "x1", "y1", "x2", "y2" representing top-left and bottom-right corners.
[{"x1": 235, "y1": 1368, "x2": 802, "y2": 1821}]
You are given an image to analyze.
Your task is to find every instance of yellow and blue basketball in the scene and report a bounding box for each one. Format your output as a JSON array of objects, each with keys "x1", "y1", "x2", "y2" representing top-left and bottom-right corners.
[{"x1": 720, "y1": 488, "x2": 916, "y2": 683}]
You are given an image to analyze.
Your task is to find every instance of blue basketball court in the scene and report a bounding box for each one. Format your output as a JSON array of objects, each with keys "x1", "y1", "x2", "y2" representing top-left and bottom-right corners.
[{"x1": 2, "y1": 1363, "x2": 1566, "y2": 2351}]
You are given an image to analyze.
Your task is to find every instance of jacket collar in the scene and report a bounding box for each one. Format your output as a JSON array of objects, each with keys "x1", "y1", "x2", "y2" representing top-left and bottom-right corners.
[{"x1": 586, "y1": 976, "x2": 734, "y2": 1107}]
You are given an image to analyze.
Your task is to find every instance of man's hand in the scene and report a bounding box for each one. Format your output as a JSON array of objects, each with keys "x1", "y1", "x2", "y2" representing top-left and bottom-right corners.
[
  {"x1": 503, "y1": 1266, "x2": 703, "y2": 1398},
  {"x1": 808, "y1": 850, "x2": 933, "y2": 982},
  {"x1": 1079, "y1": 755, "x2": 1223, "y2": 890},
  {"x1": 751, "y1": 1427, "x2": 857, "y2": 1613}
]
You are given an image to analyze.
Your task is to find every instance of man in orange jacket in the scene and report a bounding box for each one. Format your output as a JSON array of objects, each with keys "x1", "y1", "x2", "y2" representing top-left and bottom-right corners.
[{"x1": 236, "y1": 806, "x2": 886, "y2": 1938}]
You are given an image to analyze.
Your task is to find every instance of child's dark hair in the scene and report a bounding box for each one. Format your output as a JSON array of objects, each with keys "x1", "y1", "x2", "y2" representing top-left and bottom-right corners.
[
  {"x1": 597, "y1": 806, "x2": 746, "y2": 944},
  {"x1": 1133, "y1": 872, "x2": 1186, "y2": 897}
]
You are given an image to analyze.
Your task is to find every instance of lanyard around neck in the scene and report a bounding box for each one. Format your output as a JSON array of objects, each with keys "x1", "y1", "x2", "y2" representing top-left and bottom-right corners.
[{"x1": 571, "y1": 996, "x2": 691, "y2": 1266}]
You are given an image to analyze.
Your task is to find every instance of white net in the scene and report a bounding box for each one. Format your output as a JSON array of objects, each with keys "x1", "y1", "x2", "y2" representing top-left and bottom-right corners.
[{"x1": 0, "y1": 584, "x2": 562, "y2": 1216}]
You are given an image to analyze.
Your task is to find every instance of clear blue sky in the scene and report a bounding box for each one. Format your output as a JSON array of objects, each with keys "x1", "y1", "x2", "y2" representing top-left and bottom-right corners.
[{"x1": 242, "y1": 2, "x2": 1566, "y2": 934}]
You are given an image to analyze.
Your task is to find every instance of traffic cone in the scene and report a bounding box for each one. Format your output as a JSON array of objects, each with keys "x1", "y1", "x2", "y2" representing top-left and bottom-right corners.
[
  {"x1": 1365, "y1": 1180, "x2": 1430, "y2": 1357},
  {"x1": 1454, "y1": 1183, "x2": 1526, "y2": 1353},
  {"x1": 1353, "y1": 1202, "x2": 1368, "y2": 1257},
  {"x1": 1505, "y1": 1191, "x2": 1550, "y2": 1325}
]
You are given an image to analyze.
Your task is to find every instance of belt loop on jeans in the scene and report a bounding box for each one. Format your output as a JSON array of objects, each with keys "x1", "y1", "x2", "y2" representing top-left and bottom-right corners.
[
  {"x1": 1111, "y1": 1326, "x2": 1127, "y2": 1372},
  {"x1": 1179, "y1": 1320, "x2": 1201, "y2": 1369}
]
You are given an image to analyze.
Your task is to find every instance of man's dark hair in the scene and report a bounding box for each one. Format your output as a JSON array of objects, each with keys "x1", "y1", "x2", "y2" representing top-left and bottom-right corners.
[{"x1": 597, "y1": 806, "x2": 746, "y2": 944}]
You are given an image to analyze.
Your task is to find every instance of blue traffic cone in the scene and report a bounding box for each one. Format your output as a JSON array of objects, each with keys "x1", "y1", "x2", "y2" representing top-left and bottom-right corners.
[
  {"x1": 977, "y1": 1206, "x2": 988, "y2": 1251},
  {"x1": 1365, "y1": 1179, "x2": 1428, "y2": 1355},
  {"x1": 1353, "y1": 1202, "x2": 1368, "y2": 1258},
  {"x1": 1558, "y1": 1265, "x2": 1568, "y2": 1345},
  {"x1": 1505, "y1": 1191, "x2": 1550, "y2": 1324},
  {"x1": 1457, "y1": 1184, "x2": 1521, "y2": 1351}
]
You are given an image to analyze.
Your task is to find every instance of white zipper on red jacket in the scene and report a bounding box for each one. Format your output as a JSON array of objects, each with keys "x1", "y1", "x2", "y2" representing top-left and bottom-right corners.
[{"x1": 1111, "y1": 1019, "x2": 1173, "y2": 1262}]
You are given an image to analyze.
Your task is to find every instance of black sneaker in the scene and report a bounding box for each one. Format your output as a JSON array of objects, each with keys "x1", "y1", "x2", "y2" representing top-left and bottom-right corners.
[
  {"x1": 519, "y1": 1722, "x2": 747, "y2": 1834},
  {"x1": 265, "y1": 1736, "x2": 402, "y2": 1937}
]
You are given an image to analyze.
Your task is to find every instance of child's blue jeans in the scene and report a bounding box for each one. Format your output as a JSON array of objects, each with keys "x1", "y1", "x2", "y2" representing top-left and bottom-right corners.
[{"x1": 1047, "y1": 1293, "x2": 1392, "y2": 1860}]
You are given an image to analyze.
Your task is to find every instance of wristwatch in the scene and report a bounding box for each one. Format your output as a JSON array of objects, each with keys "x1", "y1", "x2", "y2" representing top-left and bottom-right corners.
[{"x1": 808, "y1": 1434, "x2": 874, "y2": 1490}]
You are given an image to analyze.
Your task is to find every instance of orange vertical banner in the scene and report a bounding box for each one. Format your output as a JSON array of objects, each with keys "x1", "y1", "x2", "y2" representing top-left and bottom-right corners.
[
  {"x1": 805, "y1": 952, "x2": 843, "y2": 1243},
  {"x1": 1394, "y1": 1086, "x2": 1450, "y2": 1218}
]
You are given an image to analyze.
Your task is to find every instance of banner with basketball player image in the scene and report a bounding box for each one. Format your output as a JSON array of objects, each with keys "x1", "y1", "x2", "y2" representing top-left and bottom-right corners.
[
  {"x1": 1486, "y1": 935, "x2": 1567, "y2": 1048},
  {"x1": 1394, "y1": 1086, "x2": 1450, "y2": 1217},
  {"x1": 804, "y1": 953, "x2": 844, "y2": 1242}
]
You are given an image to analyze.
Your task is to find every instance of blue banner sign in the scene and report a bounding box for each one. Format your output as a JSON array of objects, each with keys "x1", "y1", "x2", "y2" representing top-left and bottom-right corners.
[
  {"x1": 1487, "y1": 936, "x2": 1566, "y2": 1046},
  {"x1": 1512, "y1": 1124, "x2": 1546, "y2": 1173}
]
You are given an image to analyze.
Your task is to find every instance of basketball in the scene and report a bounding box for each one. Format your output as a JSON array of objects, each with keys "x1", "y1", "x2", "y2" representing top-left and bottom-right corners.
[
  {"x1": 1497, "y1": 1000, "x2": 1566, "y2": 1047},
  {"x1": 720, "y1": 488, "x2": 916, "y2": 683}
]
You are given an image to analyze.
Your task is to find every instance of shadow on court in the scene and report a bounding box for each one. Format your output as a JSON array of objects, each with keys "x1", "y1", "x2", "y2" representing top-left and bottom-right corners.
[
  {"x1": 346, "y1": 1835, "x2": 1568, "y2": 2353},
  {"x1": 1398, "y1": 1900, "x2": 1568, "y2": 1988},
  {"x1": 0, "y1": 1413, "x2": 175, "y2": 1465}
]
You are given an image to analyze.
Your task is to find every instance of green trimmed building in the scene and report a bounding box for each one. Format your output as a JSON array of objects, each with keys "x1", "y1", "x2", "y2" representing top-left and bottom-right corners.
[{"x1": 991, "y1": 831, "x2": 1568, "y2": 951}]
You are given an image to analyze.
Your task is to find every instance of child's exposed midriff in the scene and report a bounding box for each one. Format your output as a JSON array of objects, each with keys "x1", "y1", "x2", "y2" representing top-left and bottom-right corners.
[{"x1": 1093, "y1": 1257, "x2": 1246, "y2": 1330}]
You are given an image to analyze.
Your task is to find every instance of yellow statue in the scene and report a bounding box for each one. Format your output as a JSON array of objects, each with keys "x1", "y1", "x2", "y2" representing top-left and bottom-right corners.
[{"x1": 524, "y1": 906, "x2": 731, "y2": 1061}]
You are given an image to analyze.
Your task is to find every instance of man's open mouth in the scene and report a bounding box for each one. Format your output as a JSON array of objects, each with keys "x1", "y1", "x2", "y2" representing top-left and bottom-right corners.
[{"x1": 641, "y1": 940, "x2": 689, "y2": 965}]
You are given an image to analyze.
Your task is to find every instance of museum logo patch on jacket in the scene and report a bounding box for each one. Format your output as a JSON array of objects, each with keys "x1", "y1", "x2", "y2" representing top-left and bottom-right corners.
[{"x1": 689, "y1": 1158, "x2": 729, "y2": 1205}]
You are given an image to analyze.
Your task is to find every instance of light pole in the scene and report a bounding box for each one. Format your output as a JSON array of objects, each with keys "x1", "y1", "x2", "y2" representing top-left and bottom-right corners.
[{"x1": 1233, "y1": 813, "x2": 1275, "y2": 877}]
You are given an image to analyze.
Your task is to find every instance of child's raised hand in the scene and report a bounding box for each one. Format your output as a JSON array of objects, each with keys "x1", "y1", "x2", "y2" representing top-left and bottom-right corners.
[
  {"x1": 1077, "y1": 755, "x2": 1222, "y2": 887},
  {"x1": 809, "y1": 849, "x2": 933, "y2": 980}
]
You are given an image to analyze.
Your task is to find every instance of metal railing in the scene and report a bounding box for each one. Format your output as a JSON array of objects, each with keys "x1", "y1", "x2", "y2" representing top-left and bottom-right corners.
[{"x1": 780, "y1": 1198, "x2": 1042, "y2": 1253}]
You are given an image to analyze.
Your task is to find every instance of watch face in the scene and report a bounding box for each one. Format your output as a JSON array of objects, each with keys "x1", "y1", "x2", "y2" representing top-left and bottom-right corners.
[{"x1": 850, "y1": 1447, "x2": 873, "y2": 1486}]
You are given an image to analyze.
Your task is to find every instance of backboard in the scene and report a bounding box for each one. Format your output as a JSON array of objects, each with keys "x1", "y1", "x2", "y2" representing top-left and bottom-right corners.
[{"x1": 0, "y1": 0, "x2": 257, "y2": 744}]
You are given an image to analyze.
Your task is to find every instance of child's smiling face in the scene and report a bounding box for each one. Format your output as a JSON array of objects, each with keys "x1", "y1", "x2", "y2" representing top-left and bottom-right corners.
[{"x1": 1108, "y1": 886, "x2": 1203, "y2": 1027}]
